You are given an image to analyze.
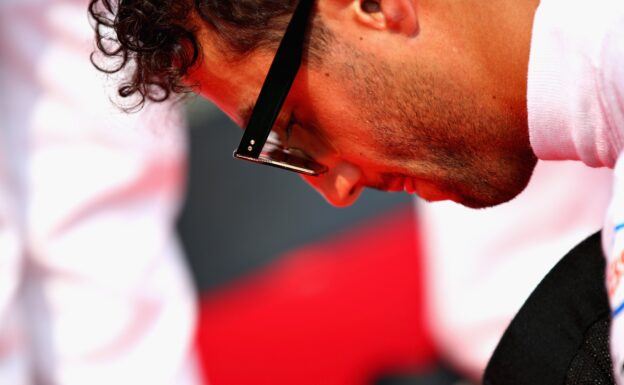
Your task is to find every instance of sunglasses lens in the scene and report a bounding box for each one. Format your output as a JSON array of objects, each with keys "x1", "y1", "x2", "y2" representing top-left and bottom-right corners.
[
  {"x1": 234, "y1": 136, "x2": 327, "y2": 176},
  {"x1": 263, "y1": 141, "x2": 328, "y2": 175}
]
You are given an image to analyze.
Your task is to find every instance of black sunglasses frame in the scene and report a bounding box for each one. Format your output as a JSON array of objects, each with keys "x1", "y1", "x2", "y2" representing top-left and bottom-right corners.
[{"x1": 233, "y1": 0, "x2": 328, "y2": 176}]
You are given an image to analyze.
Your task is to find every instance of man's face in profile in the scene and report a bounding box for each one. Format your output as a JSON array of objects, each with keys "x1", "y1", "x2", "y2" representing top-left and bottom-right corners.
[{"x1": 189, "y1": 0, "x2": 537, "y2": 208}]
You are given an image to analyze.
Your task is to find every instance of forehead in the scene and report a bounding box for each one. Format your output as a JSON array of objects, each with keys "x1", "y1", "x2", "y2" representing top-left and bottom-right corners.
[
  {"x1": 189, "y1": 12, "x2": 340, "y2": 128},
  {"x1": 188, "y1": 29, "x2": 276, "y2": 126}
]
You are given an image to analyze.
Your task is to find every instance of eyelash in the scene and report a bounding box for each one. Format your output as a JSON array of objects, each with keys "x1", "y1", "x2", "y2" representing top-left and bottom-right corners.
[{"x1": 285, "y1": 115, "x2": 298, "y2": 142}]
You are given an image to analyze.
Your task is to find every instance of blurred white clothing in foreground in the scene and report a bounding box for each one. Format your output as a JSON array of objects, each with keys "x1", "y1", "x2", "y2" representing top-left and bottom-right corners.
[{"x1": 0, "y1": 1, "x2": 201, "y2": 384}]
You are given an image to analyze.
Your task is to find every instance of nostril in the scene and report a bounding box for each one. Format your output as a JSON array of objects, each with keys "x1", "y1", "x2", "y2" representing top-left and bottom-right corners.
[{"x1": 361, "y1": 0, "x2": 381, "y2": 13}]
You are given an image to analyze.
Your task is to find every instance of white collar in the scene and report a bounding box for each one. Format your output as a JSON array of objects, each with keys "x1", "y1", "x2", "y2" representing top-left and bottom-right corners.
[{"x1": 527, "y1": 0, "x2": 624, "y2": 168}]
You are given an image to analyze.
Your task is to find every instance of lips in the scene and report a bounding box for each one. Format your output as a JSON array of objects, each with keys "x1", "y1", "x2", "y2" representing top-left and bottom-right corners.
[
  {"x1": 411, "y1": 178, "x2": 463, "y2": 203},
  {"x1": 384, "y1": 178, "x2": 406, "y2": 192},
  {"x1": 383, "y1": 177, "x2": 457, "y2": 203},
  {"x1": 403, "y1": 178, "x2": 416, "y2": 194}
]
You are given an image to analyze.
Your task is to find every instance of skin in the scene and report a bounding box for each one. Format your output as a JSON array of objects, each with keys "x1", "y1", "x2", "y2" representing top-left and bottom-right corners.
[{"x1": 188, "y1": 0, "x2": 540, "y2": 208}]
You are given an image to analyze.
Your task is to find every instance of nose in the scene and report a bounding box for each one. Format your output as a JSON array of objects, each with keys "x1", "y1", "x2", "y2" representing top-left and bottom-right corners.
[{"x1": 301, "y1": 161, "x2": 364, "y2": 207}]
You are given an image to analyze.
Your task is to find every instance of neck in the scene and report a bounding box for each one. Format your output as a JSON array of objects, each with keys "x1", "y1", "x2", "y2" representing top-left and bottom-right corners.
[{"x1": 429, "y1": 0, "x2": 541, "y2": 109}]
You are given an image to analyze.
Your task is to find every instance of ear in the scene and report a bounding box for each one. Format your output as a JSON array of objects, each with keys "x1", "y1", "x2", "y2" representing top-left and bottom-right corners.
[{"x1": 353, "y1": 0, "x2": 419, "y2": 36}]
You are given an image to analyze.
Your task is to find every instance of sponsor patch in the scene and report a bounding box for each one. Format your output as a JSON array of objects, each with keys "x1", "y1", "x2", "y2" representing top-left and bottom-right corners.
[{"x1": 608, "y1": 248, "x2": 624, "y2": 299}]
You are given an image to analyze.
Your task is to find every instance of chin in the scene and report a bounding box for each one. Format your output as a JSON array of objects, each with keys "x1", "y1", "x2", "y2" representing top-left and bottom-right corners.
[
  {"x1": 418, "y1": 175, "x2": 531, "y2": 209},
  {"x1": 450, "y1": 157, "x2": 538, "y2": 209},
  {"x1": 454, "y1": 196, "x2": 502, "y2": 209},
  {"x1": 456, "y1": 179, "x2": 532, "y2": 209},
  {"x1": 419, "y1": 194, "x2": 494, "y2": 209}
]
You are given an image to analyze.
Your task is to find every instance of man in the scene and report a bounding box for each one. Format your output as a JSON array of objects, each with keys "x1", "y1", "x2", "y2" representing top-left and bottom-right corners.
[{"x1": 88, "y1": 0, "x2": 624, "y2": 382}]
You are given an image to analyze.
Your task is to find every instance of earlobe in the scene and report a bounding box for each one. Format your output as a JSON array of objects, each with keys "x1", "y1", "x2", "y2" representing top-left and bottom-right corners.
[{"x1": 353, "y1": 0, "x2": 419, "y2": 37}]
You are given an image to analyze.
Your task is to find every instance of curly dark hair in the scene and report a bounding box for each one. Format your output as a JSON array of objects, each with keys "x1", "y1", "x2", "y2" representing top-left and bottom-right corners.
[{"x1": 89, "y1": 0, "x2": 331, "y2": 110}]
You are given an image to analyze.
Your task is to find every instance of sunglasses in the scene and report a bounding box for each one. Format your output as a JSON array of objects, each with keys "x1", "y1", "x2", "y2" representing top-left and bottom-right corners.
[{"x1": 233, "y1": 0, "x2": 328, "y2": 176}]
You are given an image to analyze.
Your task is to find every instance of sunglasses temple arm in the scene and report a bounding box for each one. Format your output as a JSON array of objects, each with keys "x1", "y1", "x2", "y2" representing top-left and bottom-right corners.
[{"x1": 235, "y1": 0, "x2": 314, "y2": 158}]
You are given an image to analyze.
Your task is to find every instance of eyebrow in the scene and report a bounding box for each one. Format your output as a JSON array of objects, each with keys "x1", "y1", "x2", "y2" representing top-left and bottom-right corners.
[
  {"x1": 238, "y1": 104, "x2": 254, "y2": 128},
  {"x1": 238, "y1": 102, "x2": 291, "y2": 131}
]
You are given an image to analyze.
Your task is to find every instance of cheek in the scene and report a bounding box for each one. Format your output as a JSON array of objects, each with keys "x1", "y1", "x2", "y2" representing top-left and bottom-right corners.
[
  {"x1": 305, "y1": 106, "x2": 378, "y2": 158},
  {"x1": 294, "y1": 73, "x2": 390, "y2": 168}
]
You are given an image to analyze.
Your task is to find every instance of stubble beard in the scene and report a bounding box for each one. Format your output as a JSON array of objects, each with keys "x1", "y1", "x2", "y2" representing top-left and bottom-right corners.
[{"x1": 336, "y1": 46, "x2": 537, "y2": 208}]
